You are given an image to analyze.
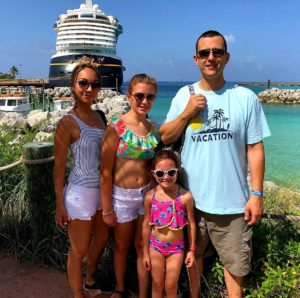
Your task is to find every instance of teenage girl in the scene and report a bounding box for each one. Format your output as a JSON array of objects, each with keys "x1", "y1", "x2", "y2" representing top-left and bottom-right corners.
[
  {"x1": 142, "y1": 150, "x2": 196, "y2": 298},
  {"x1": 54, "y1": 62, "x2": 109, "y2": 298},
  {"x1": 101, "y1": 74, "x2": 160, "y2": 298}
]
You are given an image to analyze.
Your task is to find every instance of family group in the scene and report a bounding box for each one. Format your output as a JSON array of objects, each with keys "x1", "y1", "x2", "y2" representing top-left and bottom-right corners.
[{"x1": 54, "y1": 30, "x2": 270, "y2": 298}]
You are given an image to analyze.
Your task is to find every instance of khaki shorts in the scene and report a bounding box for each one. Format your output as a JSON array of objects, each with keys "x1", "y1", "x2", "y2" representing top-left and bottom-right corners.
[{"x1": 195, "y1": 209, "x2": 252, "y2": 277}]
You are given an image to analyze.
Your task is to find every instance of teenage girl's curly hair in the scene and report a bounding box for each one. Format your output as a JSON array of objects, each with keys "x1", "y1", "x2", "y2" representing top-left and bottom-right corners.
[{"x1": 70, "y1": 63, "x2": 101, "y2": 88}]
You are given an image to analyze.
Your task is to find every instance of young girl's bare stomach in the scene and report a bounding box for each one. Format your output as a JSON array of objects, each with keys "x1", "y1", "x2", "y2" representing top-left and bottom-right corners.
[{"x1": 152, "y1": 226, "x2": 184, "y2": 242}]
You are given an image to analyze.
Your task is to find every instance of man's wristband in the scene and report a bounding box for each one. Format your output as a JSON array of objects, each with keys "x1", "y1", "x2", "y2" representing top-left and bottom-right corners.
[{"x1": 251, "y1": 190, "x2": 264, "y2": 197}]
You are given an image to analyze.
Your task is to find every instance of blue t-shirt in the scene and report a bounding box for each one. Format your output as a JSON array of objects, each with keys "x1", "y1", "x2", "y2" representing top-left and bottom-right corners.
[{"x1": 165, "y1": 82, "x2": 271, "y2": 214}]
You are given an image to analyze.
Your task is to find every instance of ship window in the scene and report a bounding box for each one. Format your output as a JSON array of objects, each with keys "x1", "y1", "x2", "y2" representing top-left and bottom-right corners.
[
  {"x1": 80, "y1": 14, "x2": 94, "y2": 18},
  {"x1": 7, "y1": 100, "x2": 17, "y2": 106}
]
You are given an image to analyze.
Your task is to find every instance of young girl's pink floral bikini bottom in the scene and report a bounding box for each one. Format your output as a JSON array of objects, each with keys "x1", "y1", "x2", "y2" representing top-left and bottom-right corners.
[{"x1": 149, "y1": 234, "x2": 185, "y2": 257}]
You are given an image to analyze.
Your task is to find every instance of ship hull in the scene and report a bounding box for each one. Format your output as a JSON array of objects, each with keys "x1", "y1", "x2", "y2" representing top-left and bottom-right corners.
[{"x1": 49, "y1": 54, "x2": 124, "y2": 90}]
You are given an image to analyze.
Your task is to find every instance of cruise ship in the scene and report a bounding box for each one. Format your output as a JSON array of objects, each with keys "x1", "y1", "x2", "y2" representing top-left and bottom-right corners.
[{"x1": 48, "y1": 0, "x2": 124, "y2": 90}]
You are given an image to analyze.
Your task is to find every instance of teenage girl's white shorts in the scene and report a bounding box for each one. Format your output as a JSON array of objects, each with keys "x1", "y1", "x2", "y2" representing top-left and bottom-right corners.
[{"x1": 112, "y1": 182, "x2": 152, "y2": 223}]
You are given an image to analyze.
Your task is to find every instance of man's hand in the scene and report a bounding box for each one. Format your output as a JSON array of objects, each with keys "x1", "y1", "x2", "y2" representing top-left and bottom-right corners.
[
  {"x1": 244, "y1": 195, "x2": 263, "y2": 225},
  {"x1": 183, "y1": 94, "x2": 206, "y2": 118}
]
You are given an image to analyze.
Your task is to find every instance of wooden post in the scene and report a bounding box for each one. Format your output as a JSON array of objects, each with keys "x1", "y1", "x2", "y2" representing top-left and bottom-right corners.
[
  {"x1": 23, "y1": 142, "x2": 55, "y2": 246},
  {"x1": 42, "y1": 92, "x2": 46, "y2": 111}
]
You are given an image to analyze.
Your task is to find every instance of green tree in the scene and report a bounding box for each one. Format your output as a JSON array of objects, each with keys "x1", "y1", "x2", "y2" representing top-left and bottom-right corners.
[
  {"x1": 0, "y1": 72, "x2": 13, "y2": 79},
  {"x1": 9, "y1": 66, "x2": 19, "y2": 79}
]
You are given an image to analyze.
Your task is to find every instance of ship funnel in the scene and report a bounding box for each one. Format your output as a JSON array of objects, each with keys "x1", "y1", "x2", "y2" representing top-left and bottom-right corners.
[{"x1": 85, "y1": 0, "x2": 93, "y2": 8}]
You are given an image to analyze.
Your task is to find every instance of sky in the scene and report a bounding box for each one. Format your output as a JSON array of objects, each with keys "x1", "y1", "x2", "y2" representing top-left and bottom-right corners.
[{"x1": 0, "y1": 0, "x2": 299, "y2": 82}]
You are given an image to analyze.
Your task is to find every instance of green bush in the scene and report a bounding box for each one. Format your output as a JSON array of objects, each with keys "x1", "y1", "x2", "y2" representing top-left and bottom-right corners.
[
  {"x1": 263, "y1": 185, "x2": 300, "y2": 216},
  {"x1": 244, "y1": 219, "x2": 300, "y2": 297},
  {"x1": 0, "y1": 127, "x2": 36, "y2": 205}
]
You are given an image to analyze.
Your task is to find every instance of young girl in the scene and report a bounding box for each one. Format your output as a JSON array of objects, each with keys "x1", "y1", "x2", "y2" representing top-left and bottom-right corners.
[
  {"x1": 142, "y1": 150, "x2": 196, "y2": 298},
  {"x1": 101, "y1": 73, "x2": 160, "y2": 298}
]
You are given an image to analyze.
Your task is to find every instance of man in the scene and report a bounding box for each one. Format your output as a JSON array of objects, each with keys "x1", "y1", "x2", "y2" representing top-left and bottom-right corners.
[{"x1": 160, "y1": 30, "x2": 271, "y2": 297}]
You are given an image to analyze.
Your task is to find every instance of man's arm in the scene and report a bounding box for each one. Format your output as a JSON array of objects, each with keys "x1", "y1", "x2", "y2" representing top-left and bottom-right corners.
[
  {"x1": 160, "y1": 93, "x2": 206, "y2": 144},
  {"x1": 160, "y1": 112, "x2": 191, "y2": 144},
  {"x1": 244, "y1": 141, "x2": 265, "y2": 225}
]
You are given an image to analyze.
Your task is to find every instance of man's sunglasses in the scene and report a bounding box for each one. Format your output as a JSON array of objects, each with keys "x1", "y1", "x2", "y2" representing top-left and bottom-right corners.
[
  {"x1": 133, "y1": 93, "x2": 155, "y2": 102},
  {"x1": 77, "y1": 79, "x2": 101, "y2": 89},
  {"x1": 198, "y1": 48, "x2": 226, "y2": 58},
  {"x1": 152, "y1": 168, "x2": 178, "y2": 178}
]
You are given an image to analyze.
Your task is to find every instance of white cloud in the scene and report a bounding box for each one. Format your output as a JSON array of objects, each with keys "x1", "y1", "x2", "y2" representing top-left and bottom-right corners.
[{"x1": 224, "y1": 34, "x2": 235, "y2": 44}]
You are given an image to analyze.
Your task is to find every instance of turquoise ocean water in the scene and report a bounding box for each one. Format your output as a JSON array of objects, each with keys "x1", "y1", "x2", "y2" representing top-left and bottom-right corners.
[{"x1": 124, "y1": 82, "x2": 300, "y2": 191}]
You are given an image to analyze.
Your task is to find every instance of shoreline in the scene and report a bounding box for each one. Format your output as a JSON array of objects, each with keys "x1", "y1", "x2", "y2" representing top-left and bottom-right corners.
[
  {"x1": 1, "y1": 79, "x2": 300, "y2": 88},
  {"x1": 239, "y1": 82, "x2": 300, "y2": 87}
]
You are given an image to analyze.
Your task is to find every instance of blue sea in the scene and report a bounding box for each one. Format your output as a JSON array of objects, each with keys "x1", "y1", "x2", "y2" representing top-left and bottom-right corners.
[{"x1": 124, "y1": 82, "x2": 300, "y2": 191}]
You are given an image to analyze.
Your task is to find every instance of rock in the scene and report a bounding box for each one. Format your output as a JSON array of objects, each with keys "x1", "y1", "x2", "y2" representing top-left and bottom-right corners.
[
  {"x1": 264, "y1": 181, "x2": 277, "y2": 192},
  {"x1": 34, "y1": 132, "x2": 53, "y2": 142},
  {"x1": 44, "y1": 87, "x2": 73, "y2": 101},
  {"x1": 0, "y1": 112, "x2": 27, "y2": 129},
  {"x1": 27, "y1": 110, "x2": 49, "y2": 128},
  {"x1": 259, "y1": 88, "x2": 300, "y2": 104},
  {"x1": 0, "y1": 88, "x2": 131, "y2": 134},
  {"x1": 93, "y1": 93, "x2": 130, "y2": 122},
  {"x1": 40, "y1": 123, "x2": 56, "y2": 133}
]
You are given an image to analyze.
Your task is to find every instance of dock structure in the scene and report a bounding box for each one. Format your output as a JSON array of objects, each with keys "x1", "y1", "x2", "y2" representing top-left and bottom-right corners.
[{"x1": 0, "y1": 79, "x2": 49, "y2": 88}]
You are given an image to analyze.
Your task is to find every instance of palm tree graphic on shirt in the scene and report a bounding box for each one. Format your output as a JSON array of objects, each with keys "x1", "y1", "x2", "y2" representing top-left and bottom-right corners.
[{"x1": 194, "y1": 109, "x2": 230, "y2": 134}]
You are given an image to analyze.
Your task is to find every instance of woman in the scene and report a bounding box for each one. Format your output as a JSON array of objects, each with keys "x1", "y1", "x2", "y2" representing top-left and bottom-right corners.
[
  {"x1": 54, "y1": 62, "x2": 109, "y2": 298},
  {"x1": 101, "y1": 74, "x2": 160, "y2": 298}
]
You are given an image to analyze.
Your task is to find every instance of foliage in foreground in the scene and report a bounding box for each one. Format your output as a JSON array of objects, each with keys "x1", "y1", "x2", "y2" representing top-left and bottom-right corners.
[
  {"x1": 0, "y1": 128, "x2": 37, "y2": 205},
  {"x1": 0, "y1": 129, "x2": 299, "y2": 296}
]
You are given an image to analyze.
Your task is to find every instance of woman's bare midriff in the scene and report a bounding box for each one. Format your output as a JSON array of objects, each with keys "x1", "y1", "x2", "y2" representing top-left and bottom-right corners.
[{"x1": 113, "y1": 157, "x2": 153, "y2": 189}]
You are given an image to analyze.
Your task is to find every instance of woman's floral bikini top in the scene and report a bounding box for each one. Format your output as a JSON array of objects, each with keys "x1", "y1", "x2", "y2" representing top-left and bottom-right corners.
[
  {"x1": 149, "y1": 187, "x2": 188, "y2": 230},
  {"x1": 112, "y1": 115, "x2": 160, "y2": 160}
]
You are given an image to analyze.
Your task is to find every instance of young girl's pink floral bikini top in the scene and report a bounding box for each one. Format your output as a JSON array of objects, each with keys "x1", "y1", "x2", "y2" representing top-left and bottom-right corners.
[
  {"x1": 112, "y1": 115, "x2": 160, "y2": 160},
  {"x1": 149, "y1": 187, "x2": 188, "y2": 230}
]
